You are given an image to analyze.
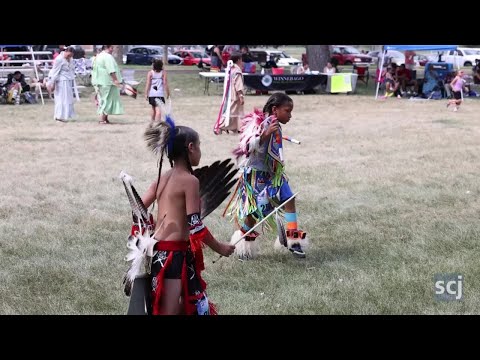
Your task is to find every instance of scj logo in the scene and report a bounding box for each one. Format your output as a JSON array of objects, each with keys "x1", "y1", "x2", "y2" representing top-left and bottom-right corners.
[{"x1": 434, "y1": 274, "x2": 463, "y2": 301}]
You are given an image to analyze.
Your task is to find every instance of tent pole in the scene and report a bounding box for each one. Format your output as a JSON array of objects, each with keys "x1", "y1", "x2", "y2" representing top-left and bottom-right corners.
[
  {"x1": 375, "y1": 50, "x2": 386, "y2": 100},
  {"x1": 29, "y1": 46, "x2": 44, "y2": 105}
]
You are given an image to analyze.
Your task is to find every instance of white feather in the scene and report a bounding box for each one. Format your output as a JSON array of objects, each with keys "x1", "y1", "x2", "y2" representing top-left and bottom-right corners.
[
  {"x1": 124, "y1": 219, "x2": 158, "y2": 290},
  {"x1": 119, "y1": 170, "x2": 133, "y2": 185},
  {"x1": 124, "y1": 249, "x2": 140, "y2": 262}
]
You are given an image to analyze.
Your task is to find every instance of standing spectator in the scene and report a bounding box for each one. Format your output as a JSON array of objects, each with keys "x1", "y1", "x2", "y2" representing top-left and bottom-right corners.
[
  {"x1": 215, "y1": 52, "x2": 245, "y2": 134},
  {"x1": 222, "y1": 45, "x2": 239, "y2": 65},
  {"x1": 240, "y1": 45, "x2": 253, "y2": 62},
  {"x1": 240, "y1": 45, "x2": 254, "y2": 72},
  {"x1": 404, "y1": 50, "x2": 416, "y2": 71},
  {"x1": 48, "y1": 46, "x2": 76, "y2": 121},
  {"x1": 210, "y1": 45, "x2": 225, "y2": 71},
  {"x1": 92, "y1": 45, "x2": 124, "y2": 124}
]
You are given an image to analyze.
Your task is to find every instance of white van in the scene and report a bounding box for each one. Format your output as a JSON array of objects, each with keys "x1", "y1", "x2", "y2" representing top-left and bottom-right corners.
[
  {"x1": 249, "y1": 49, "x2": 301, "y2": 67},
  {"x1": 443, "y1": 48, "x2": 480, "y2": 67}
]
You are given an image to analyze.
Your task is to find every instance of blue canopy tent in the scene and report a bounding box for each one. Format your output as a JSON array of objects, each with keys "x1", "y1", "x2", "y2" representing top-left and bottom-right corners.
[{"x1": 375, "y1": 45, "x2": 458, "y2": 99}]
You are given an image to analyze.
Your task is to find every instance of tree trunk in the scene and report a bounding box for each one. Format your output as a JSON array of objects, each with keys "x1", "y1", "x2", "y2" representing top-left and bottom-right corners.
[
  {"x1": 306, "y1": 45, "x2": 331, "y2": 72},
  {"x1": 112, "y1": 45, "x2": 123, "y2": 65},
  {"x1": 163, "y1": 45, "x2": 168, "y2": 65}
]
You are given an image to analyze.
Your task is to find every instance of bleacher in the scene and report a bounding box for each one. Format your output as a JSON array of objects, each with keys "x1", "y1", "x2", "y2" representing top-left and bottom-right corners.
[
  {"x1": 0, "y1": 50, "x2": 53, "y2": 80},
  {"x1": 0, "y1": 50, "x2": 88, "y2": 104}
]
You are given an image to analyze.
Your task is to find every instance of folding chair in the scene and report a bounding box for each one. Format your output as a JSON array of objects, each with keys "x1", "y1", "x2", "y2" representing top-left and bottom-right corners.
[
  {"x1": 121, "y1": 69, "x2": 142, "y2": 89},
  {"x1": 74, "y1": 58, "x2": 92, "y2": 86},
  {"x1": 354, "y1": 64, "x2": 369, "y2": 86},
  {"x1": 272, "y1": 67, "x2": 284, "y2": 75}
]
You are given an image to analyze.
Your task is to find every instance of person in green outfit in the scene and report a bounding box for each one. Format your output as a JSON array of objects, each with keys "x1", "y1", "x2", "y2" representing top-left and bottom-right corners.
[{"x1": 91, "y1": 45, "x2": 124, "y2": 124}]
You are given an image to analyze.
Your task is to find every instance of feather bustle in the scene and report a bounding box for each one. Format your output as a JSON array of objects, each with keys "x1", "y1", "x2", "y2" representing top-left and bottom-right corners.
[
  {"x1": 232, "y1": 108, "x2": 265, "y2": 158},
  {"x1": 192, "y1": 158, "x2": 239, "y2": 220}
]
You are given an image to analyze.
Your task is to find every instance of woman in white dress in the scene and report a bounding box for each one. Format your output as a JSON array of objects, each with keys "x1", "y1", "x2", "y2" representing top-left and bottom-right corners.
[
  {"x1": 48, "y1": 46, "x2": 76, "y2": 122},
  {"x1": 323, "y1": 62, "x2": 336, "y2": 75}
]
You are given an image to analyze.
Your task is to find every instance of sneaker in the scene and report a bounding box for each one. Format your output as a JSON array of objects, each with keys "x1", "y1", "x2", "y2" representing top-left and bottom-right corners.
[
  {"x1": 453, "y1": 107, "x2": 458, "y2": 112},
  {"x1": 289, "y1": 243, "x2": 306, "y2": 259}
]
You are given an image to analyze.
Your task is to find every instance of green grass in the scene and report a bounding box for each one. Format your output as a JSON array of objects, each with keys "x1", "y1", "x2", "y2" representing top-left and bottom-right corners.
[{"x1": 1, "y1": 68, "x2": 480, "y2": 314}]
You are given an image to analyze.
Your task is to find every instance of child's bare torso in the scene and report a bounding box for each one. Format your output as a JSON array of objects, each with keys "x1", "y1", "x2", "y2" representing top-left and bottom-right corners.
[{"x1": 153, "y1": 169, "x2": 192, "y2": 242}]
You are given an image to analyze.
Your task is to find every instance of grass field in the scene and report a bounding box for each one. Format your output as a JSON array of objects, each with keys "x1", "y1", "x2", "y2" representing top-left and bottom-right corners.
[{"x1": 1, "y1": 67, "x2": 479, "y2": 315}]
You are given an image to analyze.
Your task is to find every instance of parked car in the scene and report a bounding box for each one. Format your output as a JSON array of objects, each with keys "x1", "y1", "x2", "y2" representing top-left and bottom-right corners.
[
  {"x1": 414, "y1": 54, "x2": 428, "y2": 66},
  {"x1": 443, "y1": 47, "x2": 480, "y2": 67},
  {"x1": 125, "y1": 46, "x2": 183, "y2": 65},
  {"x1": 367, "y1": 50, "x2": 405, "y2": 65},
  {"x1": 174, "y1": 50, "x2": 211, "y2": 66},
  {"x1": 249, "y1": 49, "x2": 301, "y2": 67},
  {"x1": 331, "y1": 45, "x2": 372, "y2": 65}
]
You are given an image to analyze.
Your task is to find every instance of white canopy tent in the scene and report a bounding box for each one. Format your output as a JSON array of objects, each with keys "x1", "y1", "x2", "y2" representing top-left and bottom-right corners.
[{"x1": 375, "y1": 45, "x2": 458, "y2": 99}]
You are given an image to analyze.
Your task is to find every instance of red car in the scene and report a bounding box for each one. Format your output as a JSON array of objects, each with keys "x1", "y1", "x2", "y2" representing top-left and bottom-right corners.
[
  {"x1": 331, "y1": 45, "x2": 372, "y2": 65},
  {"x1": 302, "y1": 45, "x2": 372, "y2": 66},
  {"x1": 174, "y1": 50, "x2": 211, "y2": 66},
  {"x1": 414, "y1": 55, "x2": 429, "y2": 67}
]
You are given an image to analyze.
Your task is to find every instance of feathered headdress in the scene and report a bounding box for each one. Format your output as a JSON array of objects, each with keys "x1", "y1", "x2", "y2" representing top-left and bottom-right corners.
[{"x1": 144, "y1": 114, "x2": 176, "y2": 158}]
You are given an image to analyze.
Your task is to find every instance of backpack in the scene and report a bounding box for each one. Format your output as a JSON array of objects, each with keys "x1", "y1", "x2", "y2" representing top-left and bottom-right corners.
[
  {"x1": 428, "y1": 90, "x2": 442, "y2": 100},
  {"x1": 24, "y1": 92, "x2": 37, "y2": 104}
]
